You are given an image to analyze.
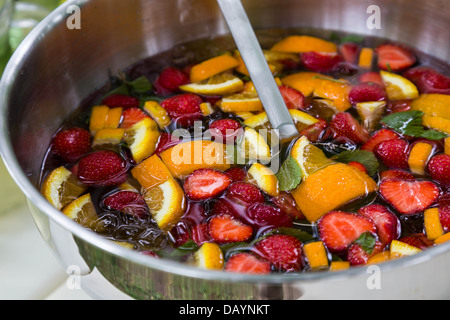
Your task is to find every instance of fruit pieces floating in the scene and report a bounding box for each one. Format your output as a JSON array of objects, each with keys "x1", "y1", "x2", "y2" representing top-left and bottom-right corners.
[{"x1": 41, "y1": 32, "x2": 450, "y2": 275}]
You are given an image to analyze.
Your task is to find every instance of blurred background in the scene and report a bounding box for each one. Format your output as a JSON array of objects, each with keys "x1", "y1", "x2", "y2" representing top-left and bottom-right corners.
[{"x1": 0, "y1": 0, "x2": 91, "y2": 300}]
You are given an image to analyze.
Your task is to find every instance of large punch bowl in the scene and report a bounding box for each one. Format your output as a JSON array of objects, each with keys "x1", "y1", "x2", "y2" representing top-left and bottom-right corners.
[{"x1": 1, "y1": 0, "x2": 449, "y2": 300}]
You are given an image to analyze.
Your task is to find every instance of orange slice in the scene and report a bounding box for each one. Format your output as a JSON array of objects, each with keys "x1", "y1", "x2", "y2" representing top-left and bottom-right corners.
[
  {"x1": 89, "y1": 105, "x2": 109, "y2": 135},
  {"x1": 143, "y1": 178, "x2": 186, "y2": 231},
  {"x1": 104, "y1": 107, "x2": 123, "y2": 129},
  {"x1": 408, "y1": 142, "x2": 434, "y2": 175},
  {"x1": 125, "y1": 117, "x2": 160, "y2": 164},
  {"x1": 233, "y1": 50, "x2": 279, "y2": 76},
  {"x1": 244, "y1": 110, "x2": 319, "y2": 130},
  {"x1": 220, "y1": 92, "x2": 264, "y2": 113},
  {"x1": 199, "y1": 102, "x2": 215, "y2": 116},
  {"x1": 194, "y1": 242, "x2": 224, "y2": 270},
  {"x1": 358, "y1": 48, "x2": 374, "y2": 69},
  {"x1": 435, "y1": 232, "x2": 450, "y2": 245},
  {"x1": 367, "y1": 252, "x2": 391, "y2": 265},
  {"x1": 62, "y1": 193, "x2": 97, "y2": 227},
  {"x1": 189, "y1": 54, "x2": 240, "y2": 83},
  {"x1": 271, "y1": 35, "x2": 337, "y2": 53},
  {"x1": 143, "y1": 101, "x2": 171, "y2": 129},
  {"x1": 411, "y1": 94, "x2": 450, "y2": 120},
  {"x1": 239, "y1": 127, "x2": 271, "y2": 162},
  {"x1": 424, "y1": 208, "x2": 445, "y2": 241},
  {"x1": 131, "y1": 154, "x2": 173, "y2": 191},
  {"x1": 445, "y1": 137, "x2": 450, "y2": 155},
  {"x1": 92, "y1": 128, "x2": 125, "y2": 149},
  {"x1": 422, "y1": 115, "x2": 450, "y2": 135},
  {"x1": 180, "y1": 73, "x2": 244, "y2": 96},
  {"x1": 303, "y1": 241, "x2": 329, "y2": 269},
  {"x1": 380, "y1": 71, "x2": 419, "y2": 100},
  {"x1": 329, "y1": 261, "x2": 350, "y2": 271},
  {"x1": 159, "y1": 140, "x2": 231, "y2": 179},
  {"x1": 41, "y1": 166, "x2": 87, "y2": 210},
  {"x1": 248, "y1": 163, "x2": 279, "y2": 197},
  {"x1": 390, "y1": 240, "x2": 422, "y2": 259}
]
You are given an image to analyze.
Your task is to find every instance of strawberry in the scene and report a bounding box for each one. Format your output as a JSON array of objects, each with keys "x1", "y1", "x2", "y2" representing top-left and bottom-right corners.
[
  {"x1": 191, "y1": 223, "x2": 211, "y2": 246},
  {"x1": 300, "y1": 52, "x2": 342, "y2": 73},
  {"x1": 226, "y1": 182, "x2": 265, "y2": 205},
  {"x1": 348, "y1": 161, "x2": 368, "y2": 174},
  {"x1": 339, "y1": 42, "x2": 360, "y2": 64},
  {"x1": 154, "y1": 67, "x2": 189, "y2": 94},
  {"x1": 225, "y1": 253, "x2": 271, "y2": 274},
  {"x1": 279, "y1": 85, "x2": 306, "y2": 110},
  {"x1": 184, "y1": 169, "x2": 232, "y2": 201},
  {"x1": 154, "y1": 132, "x2": 182, "y2": 155},
  {"x1": 298, "y1": 119, "x2": 328, "y2": 143},
  {"x1": 376, "y1": 44, "x2": 416, "y2": 71},
  {"x1": 427, "y1": 154, "x2": 450, "y2": 187},
  {"x1": 385, "y1": 100, "x2": 412, "y2": 115},
  {"x1": 358, "y1": 204, "x2": 401, "y2": 245},
  {"x1": 255, "y1": 235, "x2": 303, "y2": 272},
  {"x1": 209, "y1": 118, "x2": 243, "y2": 143},
  {"x1": 403, "y1": 67, "x2": 450, "y2": 95},
  {"x1": 374, "y1": 139, "x2": 410, "y2": 169},
  {"x1": 103, "y1": 191, "x2": 149, "y2": 219},
  {"x1": 246, "y1": 203, "x2": 293, "y2": 230},
  {"x1": 399, "y1": 234, "x2": 434, "y2": 250},
  {"x1": 120, "y1": 108, "x2": 150, "y2": 129},
  {"x1": 347, "y1": 240, "x2": 384, "y2": 266},
  {"x1": 141, "y1": 251, "x2": 159, "y2": 258},
  {"x1": 439, "y1": 205, "x2": 450, "y2": 233},
  {"x1": 379, "y1": 179, "x2": 440, "y2": 215},
  {"x1": 102, "y1": 94, "x2": 140, "y2": 110},
  {"x1": 271, "y1": 192, "x2": 305, "y2": 220},
  {"x1": 380, "y1": 169, "x2": 415, "y2": 182},
  {"x1": 183, "y1": 202, "x2": 208, "y2": 226},
  {"x1": 169, "y1": 220, "x2": 191, "y2": 247},
  {"x1": 318, "y1": 211, "x2": 377, "y2": 253},
  {"x1": 358, "y1": 72, "x2": 384, "y2": 86},
  {"x1": 329, "y1": 112, "x2": 370, "y2": 145},
  {"x1": 348, "y1": 83, "x2": 387, "y2": 105},
  {"x1": 75, "y1": 151, "x2": 128, "y2": 186},
  {"x1": 226, "y1": 167, "x2": 247, "y2": 182},
  {"x1": 361, "y1": 129, "x2": 400, "y2": 152},
  {"x1": 208, "y1": 214, "x2": 253, "y2": 244},
  {"x1": 52, "y1": 127, "x2": 91, "y2": 163},
  {"x1": 160, "y1": 93, "x2": 203, "y2": 127}
]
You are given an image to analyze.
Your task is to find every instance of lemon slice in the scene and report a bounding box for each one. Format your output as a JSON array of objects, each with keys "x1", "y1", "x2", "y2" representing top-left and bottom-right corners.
[
  {"x1": 380, "y1": 71, "x2": 419, "y2": 100},
  {"x1": 248, "y1": 163, "x2": 280, "y2": 197},
  {"x1": 239, "y1": 127, "x2": 271, "y2": 161},
  {"x1": 41, "y1": 166, "x2": 87, "y2": 210},
  {"x1": 125, "y1": 117, "x2": 160, "y2": 164},
  {"x1": 290, "y1": 136, "x2": 335, "y2": 179},
  {"x1": 62, "y1": 193, "x2": 97, "y2": 226},
  {"x1": 194, "y1": 243, "x2": 224, "y2": 270},
  {"x1": 220, "y1": 93, "x2": 264, "y2": 113},
  {"x1": 143, "y1": 101, "x2": 171, "y2": 129},
  {"x1": 144, "y1": 178, "x2": 186, "y2": 232},
  {"x1": 180, "y1": 73, "x2": 244, "y2": 96}
]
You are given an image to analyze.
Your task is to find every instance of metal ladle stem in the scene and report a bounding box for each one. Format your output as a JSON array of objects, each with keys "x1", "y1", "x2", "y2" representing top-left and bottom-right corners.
[{"x1": 217, "y1": 0, "x2": 299, "y2": 141}]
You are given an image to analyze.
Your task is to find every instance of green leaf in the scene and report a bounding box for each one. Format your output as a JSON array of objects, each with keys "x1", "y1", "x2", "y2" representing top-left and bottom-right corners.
[
  {"x1": 355, "y1": 232, "x2": 377, "y2": 254},
  {"x1": 129, "y1": 76, "x2": 153, "y2": 94},
  {"x1": 276, "y1": 155, "x2": 303, "y2": 192},
  {"x1": 339, "y1": 35, "x2": 365, "y2": 44},
  {"x1": 168, "y1": 240, "x2": 199, "y2": 257},
  {"x1": 333, "y1": 150, "x2": 379, "y2": 177},
  {"x1": 381, "y1": 111, "x2": 447, "y2": 140}
]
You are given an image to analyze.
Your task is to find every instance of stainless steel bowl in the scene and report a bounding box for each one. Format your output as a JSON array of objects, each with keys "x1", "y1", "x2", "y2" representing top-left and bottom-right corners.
[{"x1": 1, "y1": 0, "x2": 450, "y2": 300}]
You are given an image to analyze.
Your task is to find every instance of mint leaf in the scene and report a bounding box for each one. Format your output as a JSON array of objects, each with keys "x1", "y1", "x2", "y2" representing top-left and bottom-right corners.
[
  {"x1": 333, "y1": 150, "x2": 379, "y2": 177},
  {"x1": 276, "y1": 155, "x2": 303, "y2": 192},
  {"x1": 129, "y1": 76, "x2": 153, "y2": 94},
  {"x1": 355, "y1": 232, "x2": 377, "y2": 254},
  {"x1": 381, "y1": 111, "x2": 447, "y2": 140},
  {"x1": 168, "y1": 240, "x2": 199, "y2": 257}
]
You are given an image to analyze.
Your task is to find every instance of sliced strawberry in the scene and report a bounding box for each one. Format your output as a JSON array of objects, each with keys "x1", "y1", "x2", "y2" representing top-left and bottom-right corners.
[
  {"x1": 184, "y1": 169, "x2": 232, "y2": 201},
  {"x1": 329, "y1": 112, "x2": 370, "y2": 145},
  {"x1": 361, "y1": 129, "x2": 400, "y2": 152},
  {"x1": 103, "y1": 191, "x2": 148, "y2": 219},
  {"x1": 347, "y1": 240, "x2": 384, "y2": 266},
  {"x1": 358, "y1": 204, "x2": 401, "y2": 245},
  {"x1": 255, "y1": 235, "x2": 303, "y2": 272},
  {"x1": 399, "y1": 233, "x2": 434, "y2": 250},
  {"x1": 439, "y1": 205, "x2": 450, "y2": 233},
  {"x1": 300, "y1": 52, "x2": 342, "y2": 73},
  {"x1": 380, "y1": 169, "x2": 415, "y2": 182},
  {"x1": 209, "y1": 118, "x2": 243, "y2": 143},
  {"x1": 349, "y1": 83, "x2": 387, "y2": 105},
  {"x1": 376, "y1": 44, "x2": 416, "y2": 71},
  {"x1": 154, "y1": 67, "x2": 189, "y2": 94},
  {"x1": 298, "y1": 119, "x2": 328, "y2": 143},
  {"x1": 160, "y1": 93, "x2": 203, "y2": 127},
  {"x1": 191, "y1": 223, "x2": 211, "y2": 246},
  {"x1": 427, "y1": 154, "x2": 450, "y2": 188},
  {"x1": 246, "y1": 203, "x2": 293, "y2": 230},
  {"x1": 279, "y1": 85, "x2": 306, "y2": 110},
  {"x1": 226, "y1": 182, "x2": 265, "y2": 205},
  {"x1": 76, "y1": 151, "x2": 128, "y2": 186},
  {"x1": 208, "y1": 214, "x2": 253, "y2": 244},
  {"x1": 358, "y1": 72, "x2": 384, "y2": 86},
  {"x1": 225, "y1": 253, "x2": 271, "y2": 274},
  {"x1": 403, "y1": 67, "x2": 450, "y2": 95},
  {"x1": 374, "y1": 139, "x2": 410, "y2": 169},
  {"x1": 380, "y1": 179, "x2": 440, "y2": 215},
  {"x1": 52, "y1": 127, "x2": 91, "y2": 163},
  {"x1": 154, "y1": 132, "x2": 182, "y2": 155},
  {"x1": 318, "y1": 211, "x2": 377, "y2": 253},
  {"x1": 120, "y1": 108, "x2": 150, "y2": 129},
  {"x1": 102, "y1": 94, "x2": 140, "y2": 110},
  {"x1": 339, "y1": 42, "x2": 360, "y2": 64},
  {"x1": 226, "y1": 167, "x2": 248, "y2": 183},
  {"x1": 271, "y1": 192, "x2": 305, "y2": 220}
]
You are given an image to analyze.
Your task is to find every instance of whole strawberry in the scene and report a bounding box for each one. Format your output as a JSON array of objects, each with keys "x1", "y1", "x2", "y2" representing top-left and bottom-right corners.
[
  {"x1": 154, "y1": 67, "x2": 190, "y2": 94},
  {"x1": 255, "y1": 235, "x2": 303, "y2": 272},
  {"x1": 75, "y1": 151, "x2": 128, "y2": 186},
  {"x1": 374, "y1": 139, "x2": 410, "y2": 169},
  {"x1": 301, "y1": 52, "x2": 342, "y2": 73},
  {"x1": 52, "y1": 127, "x2": 91, "y2": 163},
  {"x1": 427, "y1": 154, "x2": 450, "y2": 187},
  {"x1": 160, "y1": 93, "x2": 203, "y2": 127}
]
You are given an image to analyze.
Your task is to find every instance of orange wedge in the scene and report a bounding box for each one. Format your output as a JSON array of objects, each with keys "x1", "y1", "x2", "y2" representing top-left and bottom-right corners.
[
  {"x1": 180, "y1": 73, "x2": 244, "y2": 96},
  {"x1": 159, "y1": 140, "x2": 231, "y2": 179},
  {"x1": 408, "y1": 142, "x2": 434, "y2": 175},
  {"x1": 220, "y1": 92, "x2": 264, "y2": 113},
  {"x1": 445, "y1": 137, "x2": 450, "y2": 155},
  {"x1": 190, "y1": 54, "x2": 240, "y2": 83},
  {"x1": 41, "y1": 166, "x2": 87, "y2": 210},
  {"x1": 380, "y1": 71, "x2": 419, "y2": 100},
  {"x1": 411, "y1": 94, "x2": 450, "y2": 120},
  {"x1": 303, "y1": 241, "x2": 329, "y2": 269},
  {"x1": 199, "y1": 102, "x2": 215, "y2": 116},
  {"x1": 422, "y1": 115, "x2": 450, "y2": 135},
  {"x1": 131, "y1": 154, "x2": 173, "y2": 191},
  {"x1": 89, "y1": 106, "x2": 123, "y2": 135},
  {"x1": 239, "y1": 127, "x2": 272, "y2": 162},
  {"x1": 390, "y1": 240, "x2": 422, "y2": 259},
  {"x1": 125, "y1": 117, "x2": 160, "y2": 164},
  {"x1": 92, "y1": 128, "x2": 125, "y2": 149},
  {"x1": 104, "y1": 107, "x2": 123, "y2": 129},
  {"x1": 248, "y1": 163, "x2": 279, "y2": 197},
  {"x1": 424, "y1": 208, "x2": 445, "y2": 241},
  {"x1": 329, "y1": 261, "x2": 350, "y2": 271},
  {"x1": 367, "y1": 252, "x2": 391, "y2": 265},
  {"x1": 435, "y1": 232, "x2": 450, "y2": 245},
  {"x1": 143, "y1": 178, "x2": 186, "y2": 232},
  {"x1": 194, "y1": 242, "x2": 224, "y2": 270},
  {"x1": 143, "y1": 101, "x2": 171, "y2": 129},
  {"x1": 271, "y1": 35, "x2": 337, "y2": 53},
  {"x1": 358, "y1": 48, "x2": 374, "y2": 69},
  {"x1": 62, "y1": 193, "x2": 97, "y2": 227}
]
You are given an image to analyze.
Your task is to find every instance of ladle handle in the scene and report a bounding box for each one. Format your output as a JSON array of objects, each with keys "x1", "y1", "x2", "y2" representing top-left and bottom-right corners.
[{"x1": 217, "y1": 0, "x2": 299, "y2": 140}]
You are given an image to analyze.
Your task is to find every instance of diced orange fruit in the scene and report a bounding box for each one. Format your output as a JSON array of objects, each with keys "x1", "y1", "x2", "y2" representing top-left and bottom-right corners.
[
  {"x1": 131, "y1": 154, "x2": 173, "y2": 191},
  {"x1": 248, "y1": 163, "x2": 279, "y2": 197},
  {"x1": 445, "y1": 137, "x2": 450, "y2": 155},
  {"x1": 303, "y1": 241, "x2": 329, "y2": 269},
  {"x1": 411, "y1": 94, "x2": 450, "y2": 120},
  {"x1": 358, "y1": 48, "x2": 374, "y2": 69},
  {"x1": 92, "y1": 128, "x2": 125, "y2": 149},
  {"x1": 367, "y1": 252, "x2": 391, "y2": 265},
  {"x1": 143, "y1": 101, "x2": 171, "y2": 129},
  {"x1": 390, "y1": 240, "x2": 422, "y2": 259},
  {"x1": 408, "y1": 142, "x2": 434, "y2": 175},
  {"x1": 424, "y1": 208, "x2": 445, "y2": 241},
  {"x1": 422, "y1": 115, "x2": 450, "y2": 135},
  {"x1": 291, "y1": 163, "x2": 378, "y2": 222},
  {"x1": 159, "y1": 140, "x2": 231, "y2": 179},
  {"x1": 194, "y1": 243, "x2": 224, "y2": 270},
  {"x1": 271, "y1": 35, "x2": 337, "y2": 53},
  {"x1": 329, "y1": 261, "x2": 350, "y2": 271},
  {"x1": 189, "y1": 54, "x2": 240, "y2": 83},
  {"x1": 435, "y1": 232, "x2": 450, "y2": 245}
]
